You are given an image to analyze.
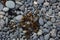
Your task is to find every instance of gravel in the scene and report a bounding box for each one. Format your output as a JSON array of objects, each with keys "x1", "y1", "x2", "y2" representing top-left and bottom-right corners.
[{"x1": 0, "y1": 0, "x2": 60, "y2": 40}]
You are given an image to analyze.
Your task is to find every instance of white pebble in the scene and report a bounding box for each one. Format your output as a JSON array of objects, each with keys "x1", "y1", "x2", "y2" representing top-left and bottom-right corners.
[
  {"x1": 3, "y1": 7, "x2": 9, "y2": 12},
  {"x1": 43, "y1": 2, "x2": 49, "y2": 6},
  {"x1": 5, "y1": 1, "x2": 15, "y2": 8}
]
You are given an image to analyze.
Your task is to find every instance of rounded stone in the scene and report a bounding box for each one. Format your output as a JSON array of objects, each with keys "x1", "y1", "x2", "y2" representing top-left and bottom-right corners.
[
  {"x1": 14, "y1": 15, "x2": 23, "y2": 22},
  {"x1": 39, "y1": 17, "x2": 44, "y2": 25},
  {"x1": 51, "y1": 17, "x2": 56, "y2": 22},
  {"x1": 0, "y1": 3, "x2": 4, "y2": 11},
  {"x1": 0, "y1": 11, "x2": 5, "y2": 15},
  {"x1": 46, "y1": 21, "x2": 52, "y2": 26},
  {"x1": 3, "y1": 7, "x2": 9, "y2": 12},
  {"x1": 5, "y1": 1, "x2": 15, "y2": 8}
]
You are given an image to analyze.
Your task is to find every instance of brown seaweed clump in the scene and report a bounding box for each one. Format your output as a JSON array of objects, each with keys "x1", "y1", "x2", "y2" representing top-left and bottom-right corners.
[{"x1": 20, "y1": 12, "x2": 39, "y2": 38}]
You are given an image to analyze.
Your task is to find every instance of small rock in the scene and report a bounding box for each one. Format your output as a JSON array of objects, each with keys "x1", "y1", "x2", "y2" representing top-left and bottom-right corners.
[
  {"x1": 14, "y1": 15, "x2": 23, "y2": 22},
  {"x1": 51, "y1": 17, "x2": 56, "y2": 22},
  {"x1": 44, "y1": 34, "x2": 50, "y2": 40},
  {"x1": 3, "y1": 7, "x2": 9, "y2": 12},
  {"x1": 46, "y1": 21, "x2": 52, "y2": 26},
  {"x1": 43, "y1": 28, "x2": 49, "y2": 33},
  {"x1": 58, "y1": 12, "x2": 60, "y2": 16},
  {"x1": 0, "y1": 3, "x2": 4, "y2": 11},
  {"x1": 37, "y1": 0, "x2": 44, "y2": 4},
  {"x1": 39, "y1": 17, "x2": 44, "y2": 25},
  {"x1": 37, "y1": 30, "x2": 43, "y2": 36},
  {"x1": 19, "y1": 5, "x2": 25, "y2": 11},
  {"x1": 5, "y1": 1, "x2": 15, "y2": 8},
  {"x1": 49, "y1": 38, "x2": 55, "y2": 40},
  {"x1": 43, "y1": 2, "x2": 49, "y2": 6},
  {"x1": 50, "y1": 29, "x2": 56, "y2": 37},
  {"x1": 0, "y1": 11, "x2": 5, "y2": 15}
]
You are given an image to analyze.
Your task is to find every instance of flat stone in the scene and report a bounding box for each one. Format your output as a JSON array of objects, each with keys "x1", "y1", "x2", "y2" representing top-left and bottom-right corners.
[
  {"x1": 58, "y1": 12, "x2": 60, "y2": 16},
  {"x1": 5, "y1": 1, "x2": 15, "y2": 8},
  {"x1": 0, "y1": 11, "x2": 5, "y2": 15}
]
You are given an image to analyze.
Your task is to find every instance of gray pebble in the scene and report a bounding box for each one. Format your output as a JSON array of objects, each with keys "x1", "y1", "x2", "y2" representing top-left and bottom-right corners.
[
  {"x1": 5, "y1": 1, "x2": 15, "y2": 8},
  {"x1": 51, "y1": 17, "x2": 56, "y2": 22},
  {"x1": 39, "y1": 17, "x2": 44, "y2": 25},
  {"x1": 44, "y1": 34, "x2": 50, "y2": 40},
  {"x1": 19, "y1": 5, "x2": 25, "y2": 11},
  {"x1": 46, "y1": 21, "x2": 52, "y2": 26},
  {"x1": 0, "y1": 3, "x2": 4, "y2": 11},
  {"x1": 37, "y1": 0, "x2": 44, "y2": 4}
]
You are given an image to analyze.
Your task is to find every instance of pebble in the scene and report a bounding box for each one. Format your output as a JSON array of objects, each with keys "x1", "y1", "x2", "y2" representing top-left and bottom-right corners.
[
  {"x1": 51, "y1": 17, "x2": 56, "y2": 22},
  {"x1": 50, "y1": 29, "x2": 56, "y2": 37},
  {"x1": 3, "y1": 7, "x2": 9, "y2": 12},
  {"x1": 49, "y1": 38, "x2": 55, "y2": 40},
  {"x1": 0, "y1": 11, "x2": 5, "y2": 15},
  {"x1": 39, "y1": 17, "x2": 44, "y2": 25},
  {"x1": 43, "y1": 28, "x2": 49, "y2": 33},
  {"x1": 37, "y1": 0, "x2": 44, "y2": 4},
  {"x1": 37, "y1": 30, "x2": 43, "y2": 36},
  {"x1": 19, "y1": 5, "x2": 25, "y2": 11},
  {"x1": 5, "y1": 1, "x2": 15, "y2": 8},
  {"x1": 44, "y1": 34, "x2": 50, "y2": 40},
  {"x1": 46, "y1": 21, "x2": 52, "y2": 26},
  {"x1": 0, "y1": 3, "x2": 4, "y2": 11},
  {"x1": 43, "y1": 2, "x2": 49, "y2": 6},
  {"x1": 14, "y1": 15, "x2": 23, "y2": 22},
  {"x1": 58, "y1": 12, "x2": 60, "y2": 16}
]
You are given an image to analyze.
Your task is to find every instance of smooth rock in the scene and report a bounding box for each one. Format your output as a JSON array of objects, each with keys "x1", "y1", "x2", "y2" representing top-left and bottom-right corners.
[
  {"x1": 37, "y1": 0, "x2": 44, "y2": 4},
  {"x1": 0, "y1": 11, "x2": 5, "y2": 15},
  {"x1": 44, "y1": 34, "x2": 50, "y2": 40},
  {"x1": 49, "y1": 38, "x2": 55, "y2": 40},
  {"x1": 39, "y1": 17, "x2": 44, "y2": 25},
  {"x1": 37, "y1": 30, "x2": 43, "y2": 36},
  {"x1": 0, "y1": 3, "x2": 4, "y2": 11},
  {"x1": 58, "y1": 12, "x2": 60, "y2": 16},
  {"x1": 50, "y1": 29, "x2": 56, "y2": 37},
  {"x1": 19, "y1": 5, "x2": 25, "y2": 11},
  {"x1": 51, "y1": 17, "x2": 56, "y2": 22},
  {"x1": 46, "y1": 21, "x2": 52, "y2": 26},
  {"x1": 5, "y1": 1, "x2": 15, "y2": 8},
  {"x1": 3, "y1": 7, "x2": 9, "y2": 12},
  {"x1": 43, "y1": 2, "x2": 49, "y2": 6},
  {"x1": 14, "y1": 15, "x2": 23, "y2": 22}
]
